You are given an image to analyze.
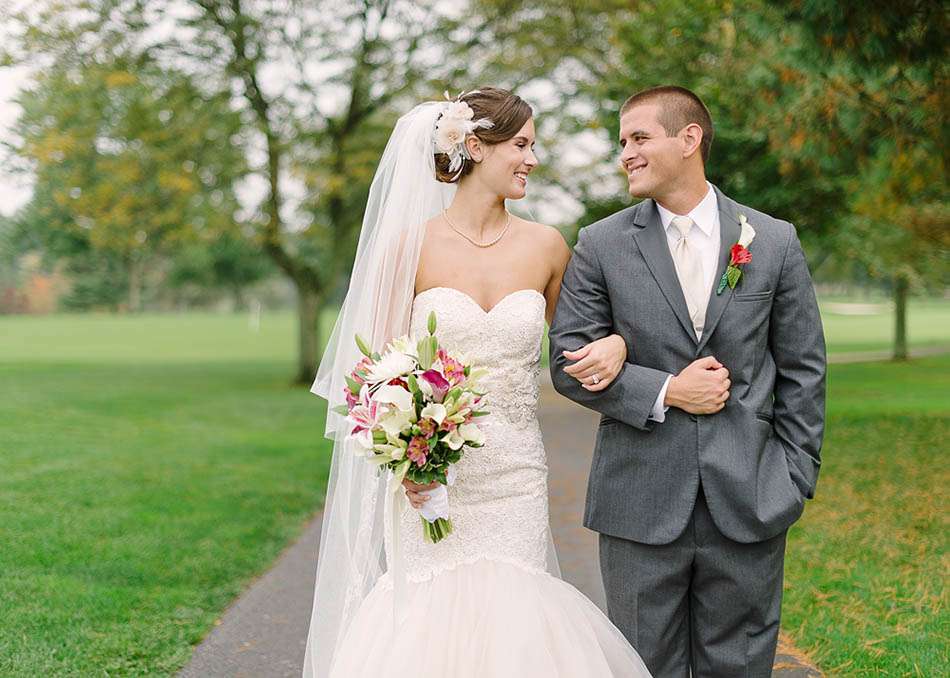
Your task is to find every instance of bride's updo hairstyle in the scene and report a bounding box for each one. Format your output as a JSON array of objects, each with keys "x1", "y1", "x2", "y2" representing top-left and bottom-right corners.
[{"x1": 434, "y1": 87, "x2": 533, "y2": 184}]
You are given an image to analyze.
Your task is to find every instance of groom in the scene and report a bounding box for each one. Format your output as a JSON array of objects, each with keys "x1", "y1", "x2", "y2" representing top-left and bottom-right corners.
[{"x1": 549, "y1": 85, "x2": 826, "y2": 677}]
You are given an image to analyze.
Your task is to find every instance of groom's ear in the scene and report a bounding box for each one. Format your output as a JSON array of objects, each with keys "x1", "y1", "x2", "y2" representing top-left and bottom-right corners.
[{"x1": 680, "y1": 123, "x2": 704, "y2": 160}]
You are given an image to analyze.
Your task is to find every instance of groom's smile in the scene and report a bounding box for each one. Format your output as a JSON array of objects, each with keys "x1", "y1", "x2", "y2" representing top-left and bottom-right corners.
[{"x1": 618, "y1": 103, "x2": 687, "y2": 202}]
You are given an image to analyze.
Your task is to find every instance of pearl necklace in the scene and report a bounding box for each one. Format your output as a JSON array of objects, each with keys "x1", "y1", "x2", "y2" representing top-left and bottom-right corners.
[{"x1": 442, "y1": 209, "x2": 511, "y2": 248}]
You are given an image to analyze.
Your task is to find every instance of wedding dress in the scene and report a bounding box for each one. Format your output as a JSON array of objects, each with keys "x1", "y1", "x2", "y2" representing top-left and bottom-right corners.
[{"x1": 327, "y1": 286, "x2": 652, "y2": 677}]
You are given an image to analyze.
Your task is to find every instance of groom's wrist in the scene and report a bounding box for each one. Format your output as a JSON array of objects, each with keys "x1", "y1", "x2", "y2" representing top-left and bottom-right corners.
[
  {"x1": 664, "y1": 375, "x2": 684, "y2": 409},
  {"x1": 649, "y1": 375, "x2": 673, "y2": 422}
]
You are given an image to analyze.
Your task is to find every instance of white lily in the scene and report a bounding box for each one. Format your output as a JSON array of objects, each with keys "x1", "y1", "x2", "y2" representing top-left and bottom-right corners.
[
  {"x1": 420, "y1": 402, "x2": 447, "y2": 425},
  {"x1": 387, "y1": 335, "x2": 418, "y2": 358},
  {"x1": 378, "y1": 407, "x2": 415, "y2": 439},
  {"x1": 373, "y1": 384, "x2": 414, "y2": 412},
  {"x1": 417, "y1": 375, "x2": 433, "y2": 399},
  {"x1": 458, "y1": 423, "x2": 485, "y2": 445},
  {"x1": 738, "y1": 214, "x2": 756, "y2": 248},
  {"x1": 374, "y1": 439, "x2": 407, "y2": 461},
  {"x1": 347, "y1": 427, "x2": 375, "y2": 452},
  {"x1": 442, "y1": 429, "x2": 465, "y2": 450}
]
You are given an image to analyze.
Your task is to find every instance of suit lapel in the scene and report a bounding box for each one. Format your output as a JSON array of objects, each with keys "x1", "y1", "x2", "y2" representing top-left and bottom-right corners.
[
  {"x1": 631, "y1": 200, "x2": 698, "y2": 344},
  {"x1": 696, "y1": 186, "x2": 741, "y2": 353}
]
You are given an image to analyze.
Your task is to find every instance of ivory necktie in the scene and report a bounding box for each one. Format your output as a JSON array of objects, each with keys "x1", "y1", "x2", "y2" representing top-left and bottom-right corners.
[{"x1": 670, "y1": 215, "x2": 706, "y2": 339}]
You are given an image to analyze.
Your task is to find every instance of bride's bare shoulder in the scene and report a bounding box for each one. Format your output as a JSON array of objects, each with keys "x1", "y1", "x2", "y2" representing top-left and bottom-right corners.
[
  {"x1": 420, "y1": 214, "x2": 453, "y2": 242},
  {"x1": 514, "y1": 216, "x2": 570, "y2": 257}
]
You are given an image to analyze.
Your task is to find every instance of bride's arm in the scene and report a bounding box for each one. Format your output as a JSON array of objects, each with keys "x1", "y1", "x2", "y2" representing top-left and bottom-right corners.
[
  {"x1": 548, "y1": 226, "x2": 670, "y2": 430},
  {"x1": 544, "y1": 229, "x2": 627, "y2": 391}
]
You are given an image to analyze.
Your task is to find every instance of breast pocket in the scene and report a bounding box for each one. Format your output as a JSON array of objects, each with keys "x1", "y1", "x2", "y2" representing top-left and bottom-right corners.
[{"x1": 734, "y1": 290, "x2": 773, "y2": 302}]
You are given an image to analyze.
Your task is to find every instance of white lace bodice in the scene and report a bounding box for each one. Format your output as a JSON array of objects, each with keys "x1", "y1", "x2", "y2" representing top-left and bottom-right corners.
[{"x1": 383, "y1": 286, "x2": 552, "y2": 583}]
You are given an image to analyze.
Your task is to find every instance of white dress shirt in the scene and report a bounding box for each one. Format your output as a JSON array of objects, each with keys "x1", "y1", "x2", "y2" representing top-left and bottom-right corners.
[{"x1": 648, "y1": 183, "x2": 721, "y2": 422}]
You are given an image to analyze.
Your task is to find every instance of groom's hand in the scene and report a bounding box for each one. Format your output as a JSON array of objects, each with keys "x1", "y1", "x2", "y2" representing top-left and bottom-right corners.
[{"x1": 665, "y1": 357, "x2": 731, "y2": 414}]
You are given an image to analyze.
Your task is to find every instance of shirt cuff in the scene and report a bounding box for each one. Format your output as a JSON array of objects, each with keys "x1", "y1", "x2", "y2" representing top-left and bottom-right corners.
[{"x1": 648, "y1": 375, "x2": 673, "y2": 423}]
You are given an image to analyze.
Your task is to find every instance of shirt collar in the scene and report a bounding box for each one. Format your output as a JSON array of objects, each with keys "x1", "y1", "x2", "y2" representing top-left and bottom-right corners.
[{"x1": 656, "y1": 182, "x2": 718, "y2": 237}]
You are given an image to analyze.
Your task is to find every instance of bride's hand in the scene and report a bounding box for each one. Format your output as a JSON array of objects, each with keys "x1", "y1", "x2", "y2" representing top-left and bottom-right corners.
[
  {"x1": 561, "y1": 334, "x2": 628, "y2": 392},
  {"x1": 403, "y1": 478, "x2": 439, "y2": 509}
]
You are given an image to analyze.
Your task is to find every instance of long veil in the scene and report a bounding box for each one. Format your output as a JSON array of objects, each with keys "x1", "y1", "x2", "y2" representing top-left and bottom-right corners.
[
  {"x1": 302, "y1": 101, "x2": 454, "y2": 677},
  {"x1": 303, "y1": 98, "x2": 560, "y2": 677}
]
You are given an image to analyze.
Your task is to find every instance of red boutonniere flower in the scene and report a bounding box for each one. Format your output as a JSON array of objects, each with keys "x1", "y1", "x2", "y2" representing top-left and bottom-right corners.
[
  {"x1": 730, "y1": 243, "x2": 752, "y2": 265},
  {"x1": 717, "y1": 214, "x2": 756, "y2": 294}
]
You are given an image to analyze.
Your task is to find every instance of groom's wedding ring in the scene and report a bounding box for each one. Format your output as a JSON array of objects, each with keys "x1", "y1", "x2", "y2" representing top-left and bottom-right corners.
[{"x1": 591, "y1": 374, "x2": 600, "y2": 385}]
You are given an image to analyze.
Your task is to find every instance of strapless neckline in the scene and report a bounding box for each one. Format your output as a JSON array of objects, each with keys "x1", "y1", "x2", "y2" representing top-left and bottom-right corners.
[{"x1": 413, "y1": 286, "x2": 545, "y2": 316}]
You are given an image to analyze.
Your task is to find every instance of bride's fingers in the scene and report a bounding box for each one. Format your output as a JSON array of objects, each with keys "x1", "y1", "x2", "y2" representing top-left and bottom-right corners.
[
  {"x1": 572, "y1": 362, "x2": 607, "y2": 381},
  {"x1": 562, "y1": 345, "x2": 591, "y2": 362},
  {"x1": 405, "y1": 490, "x2": 429, "y2": 508},
  {"x1": 582, "y1": 379, "x2": 610, "y2": 391},
  {"x1": 563, "y1": 354, "x2": 596, "y2": 375}
]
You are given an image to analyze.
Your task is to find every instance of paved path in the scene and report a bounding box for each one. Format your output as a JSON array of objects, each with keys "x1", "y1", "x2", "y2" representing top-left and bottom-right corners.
[{"x1": 179, "y1": 383, "x2": 822, "y2": 677}]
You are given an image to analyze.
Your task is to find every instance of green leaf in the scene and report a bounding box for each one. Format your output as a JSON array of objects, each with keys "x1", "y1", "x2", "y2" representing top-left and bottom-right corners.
[
  {"x1": 344, "y1": 375, "x2": 362, "y2": 395},
  {"x1": 716, "y1": 270, "x2": 729, "y2": 295},
  {"x1": 331, "y1": 404, "x2": 350, "y2": 416},
  {"x1": 354, "y1": 334, "x2": 372, "y2": 358},
  {"x1": 727, "y1": 265, "x2": 742, "y2": 289},
  {"x1": 427, "y1": 310, "x2": 437, "y2": 335},
  {"x1": 417, "y1": 336, "x2": 435, "y2": 369}
]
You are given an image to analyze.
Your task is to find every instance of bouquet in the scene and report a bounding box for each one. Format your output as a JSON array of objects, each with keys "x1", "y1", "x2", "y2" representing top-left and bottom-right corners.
[{"x1": 333, "y1": 311, "x2": 488, "y2": 543}]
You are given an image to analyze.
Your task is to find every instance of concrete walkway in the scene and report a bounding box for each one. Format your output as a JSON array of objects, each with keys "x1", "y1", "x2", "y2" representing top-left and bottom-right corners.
[{"x1": 179, "y1": 384, "x2": 822, "y2": 677}]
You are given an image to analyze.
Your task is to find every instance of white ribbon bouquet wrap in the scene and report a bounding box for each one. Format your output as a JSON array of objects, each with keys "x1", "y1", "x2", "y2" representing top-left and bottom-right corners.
[{"x1": 335, "y1": 311, "x2": 488, "y2": 543}]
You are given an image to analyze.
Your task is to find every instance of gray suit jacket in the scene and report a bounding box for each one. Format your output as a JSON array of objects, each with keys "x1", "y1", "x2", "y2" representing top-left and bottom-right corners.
[{"x1": 549, "y1": 185, "x2": 826, "y2": 545}]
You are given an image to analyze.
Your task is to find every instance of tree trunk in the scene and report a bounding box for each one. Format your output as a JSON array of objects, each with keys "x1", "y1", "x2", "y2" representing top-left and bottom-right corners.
[
  {"x1": 128, "y1": 256, "x2": 142, "y2": 312},
  {"x1": 296, "y1": 283, "x2": 322, "y2": 385},
  {"x1": 231, "y1": 284, "x2": 246, "y2": 311},
  {"x1": 893, "y1": 274, "x2": 908, "y2": 361}
]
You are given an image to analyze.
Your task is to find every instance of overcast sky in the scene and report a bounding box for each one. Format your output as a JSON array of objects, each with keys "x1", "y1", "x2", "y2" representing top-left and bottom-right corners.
[{"x1": 0, "y1": 65, "x2": 31, "y2": 217}]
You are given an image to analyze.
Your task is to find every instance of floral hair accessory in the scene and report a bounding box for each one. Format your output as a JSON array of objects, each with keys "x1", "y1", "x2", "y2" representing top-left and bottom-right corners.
[{"x1": 434, "y1": 91, "x2": 494, "y2": 178}]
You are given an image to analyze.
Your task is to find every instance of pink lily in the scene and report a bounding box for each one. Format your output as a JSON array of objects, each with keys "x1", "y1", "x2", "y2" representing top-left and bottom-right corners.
[{"x1": 421, "y1": 369, "x2": 451, "y2": 402}]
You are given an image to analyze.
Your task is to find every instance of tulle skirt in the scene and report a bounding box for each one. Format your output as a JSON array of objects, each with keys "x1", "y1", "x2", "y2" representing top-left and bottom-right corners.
[{"x1": 328, "y1": 558, "x2": 652, "y2": 677}]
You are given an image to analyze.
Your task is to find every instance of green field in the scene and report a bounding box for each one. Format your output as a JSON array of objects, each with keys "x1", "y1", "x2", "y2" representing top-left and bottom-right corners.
[
  {"x1": 783, "y1": 356, "x2": 949, "y2": 675},
  {"x1": 0, "y1": 312, "x2": 333, "y2": 675},
  {"x1": 0, "y1": 302, "x2": 947, "y2": 675},
  {"x1": 818, "y1": 299, "x2": 950, "y2": 356}
]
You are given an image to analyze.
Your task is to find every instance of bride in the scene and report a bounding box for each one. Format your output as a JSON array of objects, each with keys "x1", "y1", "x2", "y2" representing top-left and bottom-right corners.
[{"x1": 306, "y1": 88, "x2": 652, "y2": 677}]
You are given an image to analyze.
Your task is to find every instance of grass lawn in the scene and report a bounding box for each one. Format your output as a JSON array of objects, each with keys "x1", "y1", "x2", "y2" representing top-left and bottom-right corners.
[
  {"x1": 1, "y1": 303, "x2": 947, "y2": 675},
  {"x1": 0, "y1": 312, "x2": 332, "y2": 676},
  {"x1": 819, "y1": 299, "x2": 950, "y2": 356},
  {"x1": 782, "y1": 355, "x2": 949, "y2": 676}
]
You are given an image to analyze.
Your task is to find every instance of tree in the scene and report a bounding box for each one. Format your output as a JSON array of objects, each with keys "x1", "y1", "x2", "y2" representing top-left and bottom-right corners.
[
  {"x1": 6, "y1": 55, "x2": 247, "y2": 311},
  {"x1": 168, "y1": 233, "x2": 273, "y2": 310},
  {"x1": 766, "y1": 0, "x2": 949, "y2": 359},
  {"x1": 6, "y1": 0, "x2": 603, "y2": 382},
  {"x1": 534, "y1": 0, "x2": 841, "y2": 249}
]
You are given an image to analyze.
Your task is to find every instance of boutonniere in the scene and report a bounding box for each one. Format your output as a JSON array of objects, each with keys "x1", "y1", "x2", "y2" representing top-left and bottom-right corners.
[{"x1": 717, "y1": 214, "x2": 756, "y2": 294}]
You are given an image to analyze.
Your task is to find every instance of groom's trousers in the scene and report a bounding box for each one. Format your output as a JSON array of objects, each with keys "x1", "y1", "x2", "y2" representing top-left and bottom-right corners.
[{"x1": 598, "y1": 484, "x2": 787, "y2": 678}]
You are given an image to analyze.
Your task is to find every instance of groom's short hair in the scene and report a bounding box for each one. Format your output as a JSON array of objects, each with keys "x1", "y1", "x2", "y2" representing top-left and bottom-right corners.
[{"x1": 621, "y1": 86, "x2": 714, "y2": 163}]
